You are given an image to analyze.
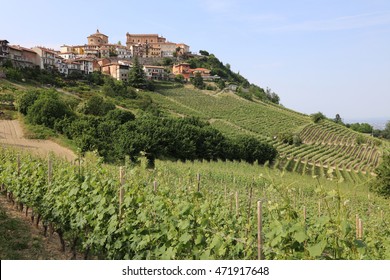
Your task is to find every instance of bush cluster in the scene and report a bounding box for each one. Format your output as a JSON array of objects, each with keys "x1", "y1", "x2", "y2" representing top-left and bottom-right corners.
[{"x1": 17, "y1": 89, "x2": 277, "y2": 165}]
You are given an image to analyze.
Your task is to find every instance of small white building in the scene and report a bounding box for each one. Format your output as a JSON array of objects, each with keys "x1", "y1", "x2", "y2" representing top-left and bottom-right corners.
[
  {"x1": 58, "y1": 52, "x2": 76, "y2": 60},
  {"x1": 75, "y1": 57, "x2": 95, "y2": 75}
]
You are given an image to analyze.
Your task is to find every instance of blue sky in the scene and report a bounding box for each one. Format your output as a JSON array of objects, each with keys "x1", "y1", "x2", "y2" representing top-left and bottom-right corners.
[{"x1": 2, "y1": 0, "x2": 390, "y2": 121}]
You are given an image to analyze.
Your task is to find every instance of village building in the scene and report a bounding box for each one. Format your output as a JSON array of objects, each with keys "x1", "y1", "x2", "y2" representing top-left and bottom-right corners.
[
  {"x1": 101, "y1": 62, "x2": 130, "y2": 82},
  {"x1": 143, "y1": 65, "x2": 166, "y2": 80},
  {"x1": 172, "y1": 63, "x2": 216, "y2": 81},
  {"x1": 32, "y1": 47, "x2": 58, "y2": 70},
  {"x1": 2, "y1": 30, "x2": 192, "y2": 81},
  {"x1": 160, "y1": 42, "x2": 178, "y2": 57},
  {"x1": 87, "y1": 29, "x2": 108, "y2": 45},
  {"x1": 75, "y1": 57, "x2": 95, "y2": 75},
  {"x1": 0, "y1": 40, "x2": 10, "y2": 64},
  {"x1": 172, "y1": 63, "x2": 191, "y2": 79},
  {"x1": 8, "y1": 45, "x2": 39, "y2": 68},
  {"x1": 126, "y1": 33, "x2": 166, "y2": 58}
]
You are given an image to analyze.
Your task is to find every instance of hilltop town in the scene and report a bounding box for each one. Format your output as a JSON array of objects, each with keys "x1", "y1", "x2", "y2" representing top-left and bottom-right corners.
[{"x1": 0, "y1": 30, "x2": 215, "y2": 82}]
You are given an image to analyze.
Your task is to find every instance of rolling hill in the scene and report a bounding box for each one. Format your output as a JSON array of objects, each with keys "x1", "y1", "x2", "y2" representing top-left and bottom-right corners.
[
  {"x1": 146, "y1": 82, "x2": 387, "y2": 181},
  {"x1": 1, "y1": 74, "x2": 388, "y2": 183}
]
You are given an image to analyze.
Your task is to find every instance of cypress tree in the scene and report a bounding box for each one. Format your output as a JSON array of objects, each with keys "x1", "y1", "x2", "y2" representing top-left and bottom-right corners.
[{"x1": 128, "y1": 56, "x2": 147, "y2": 89}]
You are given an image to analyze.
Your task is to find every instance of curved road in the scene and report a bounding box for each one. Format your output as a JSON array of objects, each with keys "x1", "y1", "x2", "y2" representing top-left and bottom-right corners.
[{"x1": 0, "y1": 120, "x2": 76, "y2": 161}]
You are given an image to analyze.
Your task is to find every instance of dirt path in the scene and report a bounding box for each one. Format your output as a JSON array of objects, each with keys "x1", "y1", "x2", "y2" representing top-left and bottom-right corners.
[
  {"x1": 0, "y1": 120, "x2": 80, "y2": 259},
  {"x1": 0, "y1": 120, "x2": 76, "y2": 161}
]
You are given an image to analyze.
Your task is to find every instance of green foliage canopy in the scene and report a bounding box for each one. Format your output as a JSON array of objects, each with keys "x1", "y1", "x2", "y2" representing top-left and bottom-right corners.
[
  {"x1": 26, "y1": 93, "x2": 73, "y2": 128},
  {"x1": 370, "y1": 154, "x2": 390, "y2": 197}
]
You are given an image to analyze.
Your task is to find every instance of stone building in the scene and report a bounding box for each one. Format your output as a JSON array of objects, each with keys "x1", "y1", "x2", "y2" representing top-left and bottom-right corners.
[{"x1": 87, "y1": 29, "x2": 109, "y2": 45}]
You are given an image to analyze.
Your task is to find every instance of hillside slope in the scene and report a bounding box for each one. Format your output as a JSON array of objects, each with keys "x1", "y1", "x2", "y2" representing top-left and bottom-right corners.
[
  {"x1": 148, "y1": 82, "x2": 385, "y2": 179},
  {"x1": 1, "y1": 78, "x2": 386, "y2": 180}
]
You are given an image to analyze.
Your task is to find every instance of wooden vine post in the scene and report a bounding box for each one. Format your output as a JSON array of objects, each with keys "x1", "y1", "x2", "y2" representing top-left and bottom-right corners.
[
  {"x1": 245, "y1": 187, "x2": 253, "y2": 239},
  {"x1": 247, "y1": 187, "x2": 253, "y2": 219},
  {"x1": 235, "y1": 191, "x2": 239, "y2": 218},
  {"x1": 119, "y1": 166, "x2": 125, "y2": 218},
  {"x1": 197, "y1": 173, "x2": 201, "y2": 192},
  {"x1": 17, "y1": 154, "x2": 21, "y2": 176},
  {"x1": 48, "y1": 158, "x2": 52, "y2": 186},
  {"x1": 153, "y1": 180, "x2": 158, "y2": 193},
  {"x1": 358, "y1": 219, "x2": 363, "y2": 240},
  {"x1": 257, "y1": 200, "x2": 263, "y2": 260},
  {"x1": 355, "y1": 214, "x2": 359, "y2": 239},
  {"x1": 318, "y1": 201, "x2": 321, "y2": 217}
]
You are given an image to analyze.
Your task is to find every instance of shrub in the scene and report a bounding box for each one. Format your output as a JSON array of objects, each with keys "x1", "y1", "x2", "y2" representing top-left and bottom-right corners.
[
  {"x1": 27, "y1": 95, "x2": 73, "y2": 128},
  {"x1": 370, "y1": 154, "x2": 390, "y2": 198},
  {"x1": 17, "y1": 90, "x2": 41, "y2": 115},
  {"x1": 311, "y1": 112, "x2": 326, "y2": 123},
  {"x1": 293, "y1": 134, "x2": 302, "y2": 146},
  {"x1": 355, "y1": 135, "x2": 367, "y2": 145},
  {"x1": 77, "y1": 95, "x2": 115, "y2": 116},
  {"x1": 278, "y1": 132, "x2": 294, "y2": 145}
]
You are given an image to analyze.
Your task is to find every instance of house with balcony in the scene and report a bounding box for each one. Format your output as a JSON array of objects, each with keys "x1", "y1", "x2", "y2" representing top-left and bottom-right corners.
[
  {"x1": 75, "y1": 57, "x2": 95, "y2": 75},
  {"x1": 172, "y1": 63, "x2": 216, "y2": 81},
  {"x1": 101, "y1": 62, "x2": 130, "y2": 82},
  {"x1": 143, "y1": 65, "x2": 166, "y2": 80},
  {"x1": 8, "y1": 45, "x2": 39, "y2": 68},
  {"x1": 172, "y1": 63, "x2": 191, "y2": 79},
  {"x1": 32, "y1": 47, "x2": 58, "y2": 70},
  {"x1": 0, "y1": 40, "x2": 10, "y2": 64}
]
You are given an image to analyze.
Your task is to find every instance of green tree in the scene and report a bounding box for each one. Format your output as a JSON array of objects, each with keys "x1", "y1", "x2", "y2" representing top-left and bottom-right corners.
[
  {"x1": 17, "y1": 90, "x2": 41, "y2": 115},
  {"x1": 87, "y1": 71, "x2": 105, "y2": 86},
  {"x1": 265, "y1": 87, "x2": 280, "y2": 104},
  {"x1": 105, "y1": 109, "x2": 135, "y2": 124},
  {"x1": 27, "y1": 95, "x2": 72, "y2": 128},
  {"x1": 216, "y1": 79, "x2": 226, "y2": 90},
  {"x1": 370, "y1": 154, "x2": 390, "y2": 197},
  {"x1": 311, "y1": 112, "x2": 326, "y2": 123},
  {"x1": 334, "y1": 114, "x2": 343, "y2": 124},
  {"x1": 77, "y1": 95, "x2": 115, "y2": 116},
  {"x1": 174, "y1": 74, "x2": 185, "y2": 83},
  {"x1": 349, "y1": 123, "x2": 373, "y2": 134},
  {"x1": 381, "y1": 121, "x2": 390, "y2": 139},
  {"x1": 192, "y1": 72, "x2": 204, "y2": 89},
  {"x1": 162, "y1": 57, "x2": 173, "y2": 66},
  {"x1": 128, "y1": 56, "x2": 147, "y2": 89}
]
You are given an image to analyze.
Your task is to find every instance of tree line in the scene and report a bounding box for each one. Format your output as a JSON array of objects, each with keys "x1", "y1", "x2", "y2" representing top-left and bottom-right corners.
[{"x1": 17, "y1": 89, "x2": 277, "y2": 166}]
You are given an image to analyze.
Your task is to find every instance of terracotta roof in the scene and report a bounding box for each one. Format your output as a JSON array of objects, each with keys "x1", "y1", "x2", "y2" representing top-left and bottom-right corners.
[
  {"x1": 143, "y1": 65, "x2": 165, "y2": 69},
  {"x1": 33, "y1": 46, "x2": 59, "y2": 54},
  {"x1": 76, "y1": 57, "x2": 95, "y2": 62},
  {"x1": 9, "y1": 45, "x2": 37, "y2": 53},
  {"x1": 126, "y1": 33, "x2": 160, "y2": 37}
]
